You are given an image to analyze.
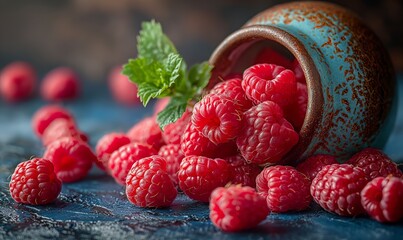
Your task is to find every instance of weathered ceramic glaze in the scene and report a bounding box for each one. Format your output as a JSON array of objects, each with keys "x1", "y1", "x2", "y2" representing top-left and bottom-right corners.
[{"x1": 209, "y1": 1, "x2": 397, "y2": 163}]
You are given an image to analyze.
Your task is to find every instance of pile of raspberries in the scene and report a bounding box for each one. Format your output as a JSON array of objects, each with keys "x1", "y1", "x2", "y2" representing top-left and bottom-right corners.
[{"x1": 7, "y1": 50, "x2": 403, "y2": 232}]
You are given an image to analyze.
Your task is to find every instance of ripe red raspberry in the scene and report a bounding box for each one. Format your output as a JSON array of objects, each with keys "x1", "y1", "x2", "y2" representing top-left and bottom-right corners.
[
  {"x1": 236, "y1": 101, "x2": 299, "y2": 165},
  {"x1": 242, "y1": 63, "x2": 297, "y2": 107},
  {"x1": 126, "y1": 155, "x2": 177, "y2": 208},
  {"x1": 225, "y1": 155, "x2": 261, "y2": 188},
  {"x1": 162, "y1": 110, "x2": 191, "y2": 145},
  {"x1": 291, "y1": 59, "x2": 306, "y2": 83},
  {"x1": 178, "y1": 156, "x2": 230, "y2": 202},
  {"x1": 95, "y1": 132, "x2": 131, "y2": 172},
  {"x1": 361, "y1": 176, "x2": 403, "y2": 223},
  {"x1": 209, "y1": 185, "x2": 269, "y2": 232},
  {"x1": 346, "y1": 148, "x2": 402, "y2": 180},
  {"x1": 253, "y1": 48, "x2": 292, "y2": 69},
  {"x1": 180, "y1": 122, "x2": 218, "y2": 157},
  {"x1": 192, "y1": 93, "x2": 242, "y2": 144},
  {"x1": 0, "y1": 61, "x2": 36, "y2": 102},
  {"x1": 210, "y1": 78, "x2": 253, "y2": 112},
  {"x1": 158, "y1": 144, "x2": 184, "y2": 186},
  {"x1": 153, "y1": 97, "x2": 170, "y2": 116},
  {"x1": 41, "y1": 118, "x2": 88, "y2": 146},
  {"x1": 9, "y1": 158, "x2": 62, "y2": 205},
  {"x1": 41, "y1": 67, "x2": 80, "y2": 101},
  {"x1": 32, "y1": 105, "x2": 74, "y2": 138},
  {"x1": 296, "y1": 154, "x2": 337, "y2": 181},
  {"x1": 108, "y1": 66, "x2": 140, "y2": 105},
  {"x1": 284, "y1": 82, "x2": 308, "y2": 131},
  {"x1": 109, "y1": 142, "x2": 157, "y2": 185},
  {"x1": 43, "y1": 137, "x2": 95, "y2": 183},
  {"x1": 311, "y1": 164, "x2": 369, "y2": 216},
  {"x1": 127, "y1": 116, "x2": 164, "y2": 150},
  {"x1": 256, "y1": 165, "x2": 311, "y2": 212}
]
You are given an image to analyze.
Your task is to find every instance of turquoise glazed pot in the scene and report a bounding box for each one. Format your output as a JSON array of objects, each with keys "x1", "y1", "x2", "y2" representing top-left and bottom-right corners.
[{"x1": 209, "y1": 1, "x2": 397, "y2": 164}]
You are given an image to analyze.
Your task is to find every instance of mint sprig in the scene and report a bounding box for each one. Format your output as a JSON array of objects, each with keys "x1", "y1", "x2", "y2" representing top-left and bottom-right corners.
[{"x1": 123, "y1": 20, "x2": 212, "y2": 129}]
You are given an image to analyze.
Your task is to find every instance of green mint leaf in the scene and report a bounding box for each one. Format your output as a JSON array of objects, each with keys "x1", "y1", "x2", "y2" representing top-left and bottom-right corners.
[
  {"x1": 137, "y1": 82, "x2": 167, "y2": 106},
  {"x1": 156, "y1": 97, "x2": 188, "y2": 130},
  {"x1": 187, "y1": 61, "x2": 213, "y2": 95},
  {"x1": 163, "y1": 53, "x2": 184, "y2": 88},
  {"x1": 137, "y1": 20, "x2": 177, "y2": 61}
]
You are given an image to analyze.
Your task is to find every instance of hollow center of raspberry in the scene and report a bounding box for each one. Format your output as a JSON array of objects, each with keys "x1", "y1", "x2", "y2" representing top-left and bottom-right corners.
[{"x1": 58, "y1": 155, "x2": 76, "y2": 171}]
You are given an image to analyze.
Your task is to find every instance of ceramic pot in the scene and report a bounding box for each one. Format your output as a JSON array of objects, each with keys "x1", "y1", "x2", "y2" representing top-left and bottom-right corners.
[{"x1": 209, "y1": 1, "x2": 397, "y2": 163}]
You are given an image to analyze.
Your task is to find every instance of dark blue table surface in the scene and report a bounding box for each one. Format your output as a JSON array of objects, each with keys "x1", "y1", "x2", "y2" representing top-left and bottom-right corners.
[{"x1": 1, "y1": 77, "x2": 403, "y2": 240}]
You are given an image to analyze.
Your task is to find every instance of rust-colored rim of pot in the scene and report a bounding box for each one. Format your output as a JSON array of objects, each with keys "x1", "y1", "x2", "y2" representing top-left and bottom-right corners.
[{"x1": 209, "y1": 25, "x2": 324, "y2": 164}]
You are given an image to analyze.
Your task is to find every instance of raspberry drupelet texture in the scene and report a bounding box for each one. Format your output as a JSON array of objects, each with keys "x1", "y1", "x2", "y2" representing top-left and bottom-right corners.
[
  {"x1": 43, "y1": 137, "x2": 95, "y2": 183},
  {"x1": 41, "y1": 67, "x2": 80, "y2": 101},
  {"x1": 108, "y1": 66, "x2": 140, "y2": 105},
  {"x1": 209, "y1": 185, "x2": 269, "y2": 232},
  {"x1": 361, "y1": 176, "x2": 403, "y2": 223},
  {"x1": 291, "y1": 59, "x2": 306, "y2": 83},
  {"x1": 180, "y1": 122, "x2": 218, "y2": 157},
  {"x1": 127, "y1": 116, "x2": 164, "y2": 150},
  {"x1": 236, "y1": 101, "x2": 299, "y2": 165},
  {"x1": 296, "y1": 154, "x2": 337, "y2": 181},
  {"x1": 41, "y1": 118, "x2": 88, "y2": 146},
  {"x1": 126, "y1": 155, "x2": 177, "y2": 208},
  {"x1": 192, "y1": 93, "x2": 242, "y2": 145},
  {"x1": 178, "y1": 156, "x2": 230, "y2": 202},
  {"x1": 209, "y1": 78, "x2": 253, "y2": 112},
  {"x1": 158, "y1": 144, "x2": 184, "y2": 186},
  {"x1": 109, "y1": 142, "x2": 157, "y2": 185},
  {"x1": 0, "y1": 61, "x2": 36, "y2": 102},
  {"x1": 95, "y1": 132, "x2": 131, "y2": 172},
  {"x1": 9, "y1": 158, "x2": 62, "y2": 205},
  {"x1": 32, "y1": 104, "x2": 74, "y2": 138},
  {"x1": 284, "y1": 82, "x2": 308, "y2": 131},
  {"x1": 225, "y1": 155, "x2": 262, "y2": 188},
  {"x1": 256, "y1": 165, "x2": 311, "y2": 212},
  {"x1": 162, "y1": 110, "x2": 192, "y2": 145},
  {"x1": 242, "y1": 63, "x2": 297, "y2": 107},
  {"x1": 347, "y1": 148, "x2": 403, "y2": 180},
  {"x1": 310, "y1": 164, "x2": 369, "y2": 216}
]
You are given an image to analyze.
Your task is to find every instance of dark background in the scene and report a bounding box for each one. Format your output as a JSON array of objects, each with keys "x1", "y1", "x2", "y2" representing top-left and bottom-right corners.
[{"x1": 0, "y1": 0, "x2": 402, "y2": 82}]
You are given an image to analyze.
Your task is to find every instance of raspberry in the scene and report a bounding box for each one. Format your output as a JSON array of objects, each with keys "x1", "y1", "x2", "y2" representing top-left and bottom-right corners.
[
  {"x1": 209, "y1": 78, "x2": 253, "y2": 112},
  {"x1": 311, "y1": 164, "x2": 369, "y2": 216},
  {"x1": 41, "y1": 118, "x2": 88, "y2": 146},
  {"x1": 162, "y1": 110, "x2": 191, "y2": 145},
  {"x1": 192, "y1": 93, "x2": 242, "y2": 144},
  {"x1": 256, "y1": 165, "x2": 311, "y2": 212},
  {"x1": 43, "y1": 137, "x2": 95, "y2": 183},
  {"x1": 284, "y1": 82, "x2": 308, "y2": 131},
  {"x1": 158, "y1": 144, "x2": 184, "y2": 186},
  {"x1": 32, "y1": 105, "x2": 74, "y2": 138},
  {"x1": 95, "y1": 132, "x2": 131, "y2": 172},
  {"x1": 126, "y1": 156, "x2": 177, "y2": 208},
  {"x1": 108, "y1": 66, "x2": 140, "y2": 105},
  {"x1": 180, "y1": 122, "x2": 218, "y2": 157},
  {"x1": 9, "y1": 158, "x2": 61, "y2": 205},
  {"x1": 41, "y1": 67, "x2": 80, "y2": 101},
  {"x1": 153, "y1": 97, "x2": 170, "y2": 116},
  {"x1": 0, "y1": 61, "x2": 36, "y2": 102},
  {"x1": 361, "y1": 176, "x2": 403, "y2": 223},
  {"x1": 346, "y1": 148, "x2": 403, "y2": 180},
  {"x1": 209, "y1": 185, "x2": 269, "y2": 232},
  {"x1": 127, "y1": 116, "x2": 164, "y2": 150},
  {"x1": 296, "y1": 154, "x2": 337, "y2": 181},
  {"x1": 253, "y1": 48, "x2": 292, "y2": 69},
  {"x1": 236, "y1": 101, "x2": 299, "y2": 165},
  {"x1": 242, "y1": 63, "x2": 297, "y2": 107},
  {"x1": 178, "y1": 156, "x2": 230, "y2": 202},
  {"x1": 291, "y1": 59, "x2": 306, "y2": 83},
  {"x1": 225, "y1": 155, "x2": 261, "y2": 188},
  {"x1": 108, "y1": 142, "x2": 157, "y2": 185}
]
